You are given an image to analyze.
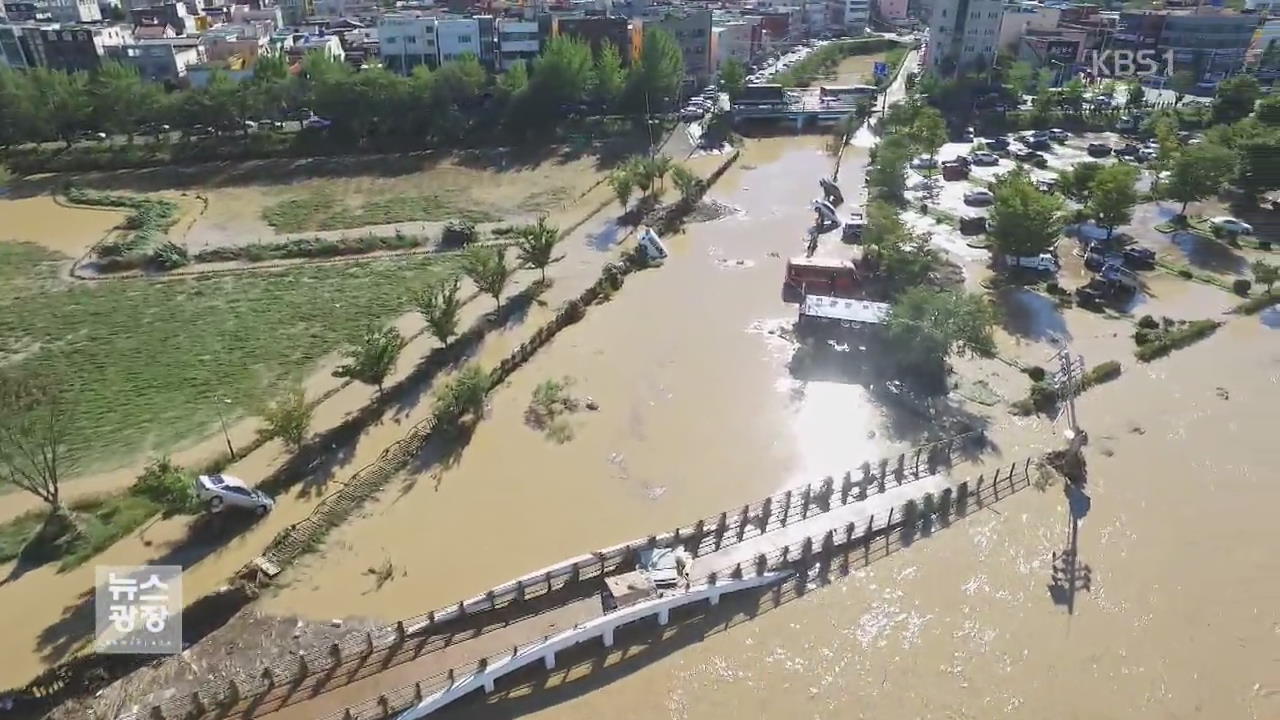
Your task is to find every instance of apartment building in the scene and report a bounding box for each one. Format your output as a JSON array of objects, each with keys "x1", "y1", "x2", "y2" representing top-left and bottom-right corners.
[
  {"x1": 843, "y1": 0, "x2": 869, "y2": 35},
  {"x1": 200, "y1": 24, "x2": 270, "y2": 61},
  {"x1": 710, "y1": 20, "x2": 752, "y2": 74},
  {"x1": 1116, "y1": 9, "x2": 1261, "y2": 76},
  {"x1": 378, "y1": 13, "x2": 439, "y2": 71},
  {"x1": 875, "y1": 0, "x2": 909, "y2": 27},
  {"x1": 496, "y1": 16, "x2": 539, "y2": 69},
  {"x1": 922, "y1": 0, "x2": 1004, "y2": 74},
  {"x1": 35, "y1": 22, "x2": 131, "y2": 71},
  {"x1": 644, "y1": 7, "x2": 713, "y2": 83},
  {"x1": 42, "y1": 0, "x2": 100, "y2": 23},
  {"x1": 117, "y1": 36, "x2": 203, "y2": 82},
  {"x1": 555, "y1": 14, "x2": 643, "y2": 63},
  {"x1": 997, "y1": 1, "x2": 1059, "y2": 55},
  {"x1": 0, "y1": 24, "x2": 35, "y2": 66}
]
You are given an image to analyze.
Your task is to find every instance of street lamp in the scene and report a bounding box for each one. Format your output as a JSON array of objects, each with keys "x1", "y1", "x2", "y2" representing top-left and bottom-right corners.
[{"x1": 214, "y1": 395, "x2": 236, "y2": 460}]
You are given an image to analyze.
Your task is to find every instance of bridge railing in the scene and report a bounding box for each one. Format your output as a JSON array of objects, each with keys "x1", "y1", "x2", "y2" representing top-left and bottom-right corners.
[
  {"x1": 316, "y1": 455, "x2": 1036, "y2": 720},
  {"x1": 120, "y1": 431, "x2": 988, "y2": 720}
]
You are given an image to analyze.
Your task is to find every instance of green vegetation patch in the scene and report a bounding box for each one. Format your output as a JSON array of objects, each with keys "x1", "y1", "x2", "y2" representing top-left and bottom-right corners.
[
  {"x1": 0, "y1": 244, "x2": 459, "y2": 470},
  {"x1": 1133, "y1": 319, "x2": 1221, "y2": 362},
  {"x1": 0, "y1": 510, "x2": 48, "y2": 564},
  {"x1": 1232, "y1": 292, "x2": 1280, "y2": 315},
  {"x1": 59, "y1": 493, "x2": 161, "y2": 570},
  {"x1": 193, "y1": 232, "x2": 434, "y2": 264},
  {"x1": 263, "y1": 190, "x2": 502, "y2": 233}
]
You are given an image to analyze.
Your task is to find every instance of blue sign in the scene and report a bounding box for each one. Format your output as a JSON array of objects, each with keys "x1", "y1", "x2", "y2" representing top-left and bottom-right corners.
[{"x1": 874, "y1": 61, "x2": 889, "y2": 78}]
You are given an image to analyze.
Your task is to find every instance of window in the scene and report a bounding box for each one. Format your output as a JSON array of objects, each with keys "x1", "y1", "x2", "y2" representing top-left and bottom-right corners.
[
  {"x1": 385, "y1": 35, "x2": 398, "y2": 43},
  {"x1": 406, "y1": 36, "x2": 416, "y2": 44},
  {"x1": 456, "y1": 34, "x2": 472, "y2": 43}
]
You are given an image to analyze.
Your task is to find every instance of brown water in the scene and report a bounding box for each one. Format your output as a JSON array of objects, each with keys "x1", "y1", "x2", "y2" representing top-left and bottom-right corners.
[
  {"x1": 444, "y1": 318, "x2": 1280, "y2": 720},
  {"x1": 261, "y1": 138, "x2": 937, "y2": 622},
  {"x1": 0, "y1": 196, "x2": 126, "y2": 257}
]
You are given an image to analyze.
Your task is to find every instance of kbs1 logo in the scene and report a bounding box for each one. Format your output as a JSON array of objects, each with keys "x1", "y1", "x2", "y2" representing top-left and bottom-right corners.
[{"x1": 1088, "y1": 50, "x2": 1175, "y2": 78}]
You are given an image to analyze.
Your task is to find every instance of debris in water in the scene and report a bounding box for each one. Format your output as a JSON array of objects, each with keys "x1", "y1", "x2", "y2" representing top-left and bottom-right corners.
[
  {"x1": 1100, "y1": 447, "x2": 1115, "y2": 457},
  {"x1": 585, "y1": 397, "x2": 599, "y2": 411},
  {"x1": 645, "y1": 485, "x2": 667, "y2": 500},
  {"x1": 1128, "y1": 423, "x2": 1146, "y2": 435},
  {"x1": 866, "y1": 430, "x2": 876, "y2": 439},
  {"x1": 330, "y1": 619, "x2": 343, "y2": 628},
  {"x1": 1215, "y1": 386, "x2": 1230, "y2": 400}
]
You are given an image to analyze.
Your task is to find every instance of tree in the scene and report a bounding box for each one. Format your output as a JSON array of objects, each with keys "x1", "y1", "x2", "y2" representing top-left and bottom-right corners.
[
  {"x1": 670, "y1": 164, "x2": 703, "y2": 201},
  {"x1": 609, "y1": 168, "x2": 634, "y2": 209},
  {"x1": 1251, "y1": 260, "x2": 1279, "y2": 293},
  {"x1": 334, "y1": 325, "x2": 402, "y2": 394},
  {"x1": 906, "y1": 106, "x2": 947, "y2": 161},
  {"x1": 593, "y1": 41, "x2": 625, "y2": 108},
  {"x1": 1006, "y1": 61, "x2": 1034, "y2": 95},
  {"x1": 1263, "y1": 40, "x2": 1280, "y2": 70},
  {"x1": 433, "y1": 54, "x2": 487, "y2": 108},
  {"x1": 1236, "y1": 133, "x2": 1280, "y2": 197},
  {"x1": 497, "y1": 59, "x2": 529, "y2": 99},
  {"x1": 862, "y1": 202, "x2": 937, "y2": 291},
  {"x1": 885, "y1": 288, "x2": 997, "y2": 386},
  {"x1": 1056, "y1": 161, "x2": 1104, "y2": 203},
  {"x1": 1150, "y1": 115, "x2": 1181, "y2": 193},
  {"x1": 1125, "y1": 79, "x2": 1144, "y2": 108},
  {"x1": 627, "y1": 28, "x2": 684, "y2": 109},
  {"x1": 531, "y1": 35, "x2": 594, "y2": 110},
  {"x1": 0, "y1": 65, "x2": 38, "y2": 148},
  {"x1": 1213, "y1": 74, "x2": 1261, "y2": 124},
  {"x1": 515, "y1": 217, "x2": 563, "y2": 282},
  {"x1": 626, "y1": 155, "x2": 657, "y2": 196},
  {"x1": 261, "y1": 385, "x2": 312, "y2": 449},
  {"x1": 1061, "y1": 76, "x2": 1087, "y2": 113},
  {"x1": 464, "y1": 245, "x2": 515, "y2": 311},
  {"x1": 1086, "y1": 164, "x2": 1141, "y2": 240},
  {"x1": 416, "y1": 276, "x2": 463, "y2": 345},
  {"x1": 93, "y1": 61, "x2": 147, "y2": 143},
  {"x1": 1166, "y1": 143, "x2": 1236, "y2": 214},
  {"x1": 1257, "y1": 94, "x2": 1280, "y2": 126},
  {"x1": 0, "y1": 372, "x2": 72, "y2": 513},
  {"x1": 868, "y1": 135, "x2": 912, "y2": 203},
  {"x1": 432, "y1": 364, "x2": 491, "y2": 424},
  {"x1": 651, "y1": 154, "x2": 673, "y2": 193},
  {"x1": 718, "y1": 58, "x2": 747, "y2": 100},
  {"x1": 1170, "y1": 70, "x2": 1197, "y2": 106},
  {"x1": 30, "y1": 68, "x2": 91, "y2": 147},
  {"x1": 988, "y1": 170, "x2": 1066, "y2": 259}
]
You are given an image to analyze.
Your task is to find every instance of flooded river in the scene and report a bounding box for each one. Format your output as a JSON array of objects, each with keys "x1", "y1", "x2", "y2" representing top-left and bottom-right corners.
[
  {"x1": 260, "y1": 137, "x2": 927, "y2": 621},
  {"x1": 441, "y1": 318, "x2": 1280, "y2": 720}
]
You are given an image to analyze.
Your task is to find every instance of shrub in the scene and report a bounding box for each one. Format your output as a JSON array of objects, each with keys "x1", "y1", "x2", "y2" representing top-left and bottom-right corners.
[
  {"x1": 1025, "y1": 365, "x2": 1046, "y2": 382},
  {"x1": 1081, "y1": 360, "x2": 1122, "y2": 389},
  {"x1": 901, "y1": 498, "x2": 919, "y2": 527},
  {"x1": 1029, "y1": 381, "x2": 1059, "y2": 413},
  {"x1": 921, "y1": 492, "x2": 936, "y2": 519},
  {"x1": 151, "y1": 241, "x2": 189, "y2": 269},
  {"x1": 1134, "y1": 319, "x2": 1220, "y2": 362},
  {"x1": 1137, "y1": 314, "x2": 1159, "y2": 330},
  {"x1": 1232, "y1": 277, "x2": 1252, "y2": 296},
  {"x1": 1177, "y1": 268, "x2": 1193, "y2": 279},
  {"x1": 442, "y1": 219, "x2": 479, "y2": 247},
  {"x1": 130, "y1": 457, "x2": 198, "y2": 515},
  {"x1": 938, "y1": 487, "x2": 953, "y2": 518},
  {"x1": 1133, "y1": 327, "x2": 1162, "y2": 346}
]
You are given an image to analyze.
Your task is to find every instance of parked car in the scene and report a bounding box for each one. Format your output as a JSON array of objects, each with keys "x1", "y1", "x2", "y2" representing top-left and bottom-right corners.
[
  {"x1": 1014, "y1": 149, "x2": 1047, "y2": 167},
  {"x1": 77, "y1": 130, "x2": 108, "y2": 142},
  {"x1": 1034, "y1": 178, "x2": 1057, "y2": 193},
  {"x1": 982, "y1": 136, "x2": 1010, "y2": 151},
  {"x1": 969, "y1": 151, "x2": 999, "y2": 166},
  {"x1": 680, "y1": 109, "x2": 705, "y2": 122},
  {"x1": 1087, "y1": 142, "x2": 1112, "y2": 157},
  {"x1": 910, "y1": 155, "x2": 938, "y2": 169},
  {"x1": 1210, "y1": 216, "x2": 1254, "y2": 235},
  {"x1": 1114, "y1": 143, "x2": 1140, "y2": 158},
  {"x1": 303, "y1": 116, "x2": 332, "y2": 130},
  {"x1": 1006, "y1": 253, "x2": 1059, "y2": 271},
  {"x1": 1122, "y1": 245, "x2": 1156, "y2": 268},
  {"x1": 1137, "y1": 148, "x2": 1157, "y2": 162},
  {"x1": 964, "y1": 188, "x2": 995, "y2": 206},
  {"x1": 195, "y1": 474, "x2": 275, "y2": 515},
  {"x1": 1048, "y1": 128, "x2": 1069, "y2": 141}
]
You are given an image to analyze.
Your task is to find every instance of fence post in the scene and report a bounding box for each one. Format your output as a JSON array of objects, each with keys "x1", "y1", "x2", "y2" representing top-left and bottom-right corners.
[
  {"x1": 760, "y1": 498, "x2": 772, "y2": 531},
  {"x1": 739, "y1": 504, "x2": 750, "y2": 540},
  {"x1": 485, "y1": 590, "x2": 495, "y2": 608},
  {"x1": 845, "y1": 521, "x2": 855, "y2": 544},
  {"x1": 378, "y1": 694, "x2": 390, "y2": 717},
  {"x1": 841, "y1": 471, "x2": 852, "y2": 503},
  {"x1": 516, "y1": 579, "x2": 526, "y2": 602},
  {"x1": 414, "y1": 681, "x2": 423, "y2": 703},
  {"x1": 756, "y1": 552, "x2": 767, "y2": 576},
  {"x1": 427, "y1": 610, "x2": 436, "y2": 629},
  {"x1": 544, "y1": 571, "x2": 552, "y2": 593},
  {"x1": 694, "y1": 519, "x2": 705, "y2": 554},
  {"x1": 458, "y1": 600, "x2": 467, "y2": 617},
  {"x1": 878, "y1": 458, "x2": 888, "y2": 489},
  {"x1": 365, "y1": 631, "x2": 375, "y2": 655},
  {"x1": 395, "y1": 621, "x2": 406, "y2": 642},
  {"x1": 895, "y1": 454, "x2": 905, "y2": 484},
  {"x1": 447, "y1": 668, "x2": 456, "y2": 687},
  {"x1": 1024, "y1": 456, "x2": 1032, "y2": 478},
  {"x1": 297, "y1": 654, "x2": 308, "y2": 678},
  {"x1": 570, "y1": 561, "x2": 581, "y2": 583},
  {"x1": 782, "y1": 490, "x2": 793, "y2": 526},
  {"x1": 860, "y1": 461, "x2": 872, "y2": 490},
  {"x1": 913, "y1": 447, "x2": 922, "y2": 477},
  {"x1": 802, "y1": 486, "x2": 811, "y2": 518},
  {"x1": 330, "y1": 642, "x2": 341, "y2": 666}
]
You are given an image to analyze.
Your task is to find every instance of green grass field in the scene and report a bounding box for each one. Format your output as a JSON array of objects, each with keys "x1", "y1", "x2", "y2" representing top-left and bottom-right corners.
[
  {"x1": 263, "y1": 191, "x2": 502, "y2": 233},
  {"x1": 0, "y1": 241, "x2": 459, "y2": 473}
]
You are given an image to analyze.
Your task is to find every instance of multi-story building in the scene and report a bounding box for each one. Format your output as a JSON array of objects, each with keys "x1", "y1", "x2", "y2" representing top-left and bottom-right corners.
[
  {"x1": 843, "y1": 0, "x2": 869, "y2": 35},
  {"x1": 434, "y1": 16, "x2": 478, "y2": 62},
  {"x1": 229, "y1": 4, "x2": 283, "y2": 33},
  {"x1": 129, "y1": 2, "x2": 194, "y2": 35},
  {"x1": 921, "y1": 0, "x2": 1004, "y2": 74},
  {"x1": 1116, "y1": 9, "x2": 1261, "y2": 78},
  {"x1": 42, "y1": 0, "x2": 101, "y2": 23},
  {"x1": 997, "y1": 2, "x2": 1059, "y2": 55},
  {"x1": 710, "y1": 20, "x2": 752, "y2": 74},
  {"x1": 0, "y1": 23, "x2": 36, "y2": 67},
  {"x1": 644, "y1": 8, "x2": 712, "y2": 83},
  {"x1": 37, "y1": 22, "x2": 131, "y2": 71},
  {"x1": 554, "y1": 14, "x2": 643, "y2": 64},
  {"x1": 378, "y1": 12, "x2": 438, "y2": 72},
  {"x1": 1247, "y1": 16, "x2": 1280, "y2": 67},
  {"x1": 200, "y1": 24, "x2": 271, "y2": 61},
  {"x1": 117, "y1": 36, "x2": 203, "y2": 82},
  {"x1": 875, "y1": 0, "x2": 909, "y2": 27},
  {"x1": 277, "y1": 0, "x2": 312, "y2": 26},
  {"x1": 496, "y1": 16, "x2": 540, "y2": 69},
  {"x1": 2, "y1": 2, "x2": 47, "y2": 22}
]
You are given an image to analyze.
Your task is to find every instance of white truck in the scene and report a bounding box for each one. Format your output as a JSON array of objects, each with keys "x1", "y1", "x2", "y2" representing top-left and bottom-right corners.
[{"x1": 1004, "y1": 253, "x2": 1060, "y2": 271}]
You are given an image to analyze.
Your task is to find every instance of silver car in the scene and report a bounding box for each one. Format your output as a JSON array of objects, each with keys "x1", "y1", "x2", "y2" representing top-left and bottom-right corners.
[{"x1": 195, "y1": 474, "x2": 275, "y2": 515}]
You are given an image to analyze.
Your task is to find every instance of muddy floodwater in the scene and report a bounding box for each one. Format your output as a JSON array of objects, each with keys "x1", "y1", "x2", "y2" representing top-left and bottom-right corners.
[
  {"x1": 0, "y1": 195, "x2": 127, "y2": 256},
  {"x1": 262, "y1": 138, "x2": 925, "y2": 621},
  {"x1": 444, "y1": 319, "x2": 1280, "y2": 720}
]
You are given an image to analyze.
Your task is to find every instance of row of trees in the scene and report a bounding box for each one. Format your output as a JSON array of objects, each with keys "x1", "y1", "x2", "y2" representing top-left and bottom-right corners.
[
  {"x1": 0, "y1": 29, "x2": 686, "y2": 150},
  {"x1": 607, "y1": 153, "x2": 704, "y2": 210}
]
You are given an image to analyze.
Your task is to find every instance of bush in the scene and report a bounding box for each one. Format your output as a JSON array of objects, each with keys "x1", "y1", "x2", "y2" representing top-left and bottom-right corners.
[
  {"x1": 1025, "y1": 365, "x2": 1046, "y2": 382},
  {"x1": 1137, "y1": 314, "x2": 1159, "y2": 330},
  {"x1": 442, "y1": 219, "x2": 479, "y2": 247},
  {"x1": 1177, "y1": 268, "x2": 1193, "y2": 279},
  {"x1": 1029, "y1": 380, "x2": 1059, "y2": 413},
  {"x1": 151, "y1": 241, "x2": 189, "y2": 269},
  {"x1": 1081, "y1": 360, "x2": 1122, "y2": 389},
  {"x1": 1133, "y1": 327, "x2": 1161, "y2": 346},
  {"x1": 1134, "y1": 319, "x2": 1220, "y2": 362},
  {"x1": 1232, "y1": 277, "x2": 1252, "y2": 296},
  {"x1": 130, "y1": 457, "x2": 198, "y2": 515}
]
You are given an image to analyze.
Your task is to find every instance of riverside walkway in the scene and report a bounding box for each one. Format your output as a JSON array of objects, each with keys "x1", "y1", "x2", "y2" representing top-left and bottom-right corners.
[{"x1": 114, "y1": 432, "x2": 1040, "y2": 720}]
